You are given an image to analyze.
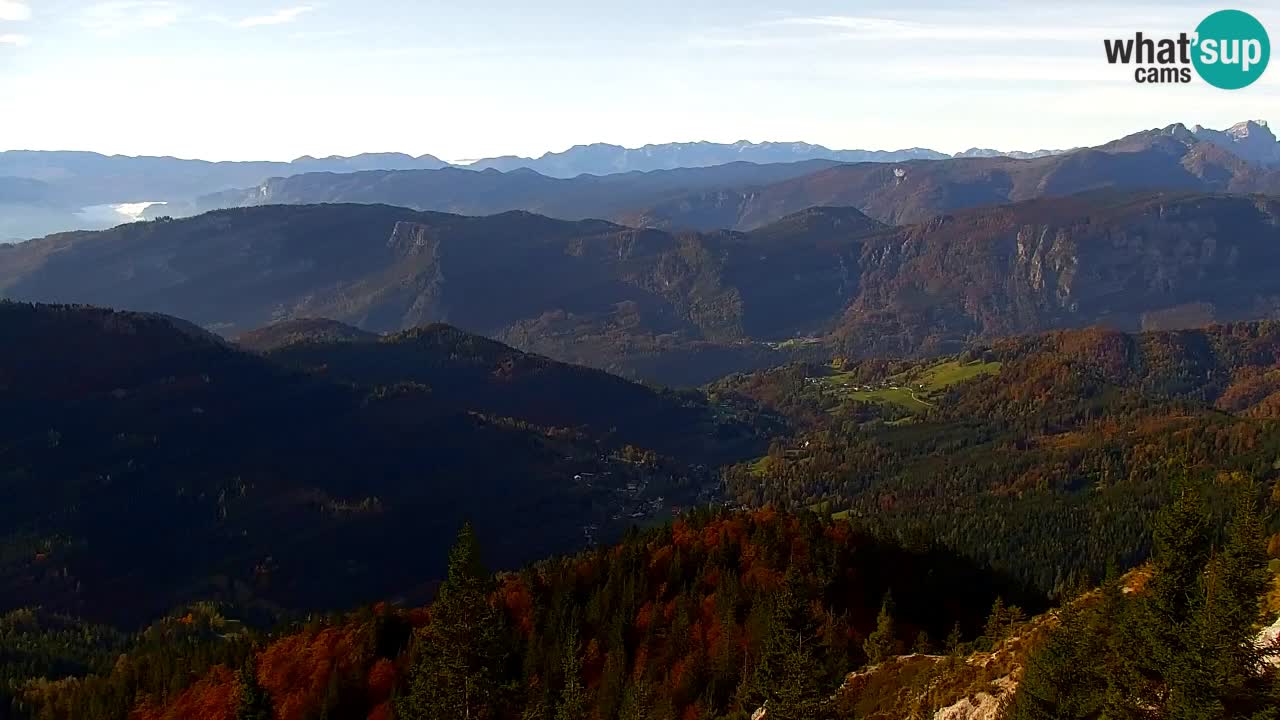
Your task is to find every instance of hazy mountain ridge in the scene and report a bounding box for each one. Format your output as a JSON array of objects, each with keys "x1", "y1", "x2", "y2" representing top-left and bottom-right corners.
[
  {"x1": 630, "y1": 123, "x2": 1280, "y2": 229},
  {"x1": 1, "y1": 120, "x2": 1273, "y2": 241},
  {"x1": 189, "y1": 122, "x2": 1280, "y2": 234},
  {"x1": 191, "y1": 160, "x2": 844, "y2": 223},
  {"x1": 5, "y1": 193, "x2": 1280, "y2": 384},
  {"x1": 463, "y1": 139, "x2": 1061, "y2": 177}
]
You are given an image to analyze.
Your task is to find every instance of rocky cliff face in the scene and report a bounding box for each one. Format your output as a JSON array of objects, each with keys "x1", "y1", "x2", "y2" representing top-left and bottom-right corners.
[
  {"x1": 1193, "y1": 120, "x2": 1280, "y2": 167},
  {"x1": 834, "y1": 193, "x2": 1280, "y2": 357}
]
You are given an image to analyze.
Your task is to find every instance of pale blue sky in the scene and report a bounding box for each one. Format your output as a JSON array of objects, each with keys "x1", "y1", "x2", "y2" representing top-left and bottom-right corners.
[{"x1": 2, "y1": 0, "x2": 1279, "y2": 161}]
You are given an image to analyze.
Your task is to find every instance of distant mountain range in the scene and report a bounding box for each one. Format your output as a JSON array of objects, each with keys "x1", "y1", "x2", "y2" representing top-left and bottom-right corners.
[
  {"x1": 193, "y1": 122, "x2": 1280, "y2": 232},
  {"x1": 5, "y1": 119, "x2": 1274, "y2": 239},
  {"x1": 13, "y1": 121, "x2": 1274, "y2": 241},
  {"x1": 463, "y1": 140, "x2": 1062, "y2": 176}
]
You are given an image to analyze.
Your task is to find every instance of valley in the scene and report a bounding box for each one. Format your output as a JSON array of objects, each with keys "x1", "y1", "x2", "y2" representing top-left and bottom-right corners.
[
  {"x1": 6, "y1": 118, "x2": 1280, "y2": 720},
  {"x1": 4, "y1": 189, "x2": 1280, "y2": 388}
]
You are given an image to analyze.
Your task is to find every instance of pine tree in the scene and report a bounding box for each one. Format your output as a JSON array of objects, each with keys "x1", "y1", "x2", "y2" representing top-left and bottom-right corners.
[
  {"x1": 912, "y1": 630, "x2": 932, "y2": 655},
  {"x1": 863, "y1": 593, "x2": 896, "y2": 665},
  {"x1": 555, "y1": 628, "x2": 588, "y2": 720},
  {"x1": 234, "y1": 655, "x2": 272, "y2": 720},
  {"x1": 1008, "y1": 607, "x2": 1100, "y2": 720},
  {"x1": 945, "y1": 622, "x2": 963, "y2": 657},
  {"x1": 741, "y1": 579, "x2": 825, "y2": 720},
  {"x1": 772, "y1": 632, "x2": 826, "y2": 720},
  {"x1": 396, "y1": 522, "x2": 507, "y2": 720},
  {"x1": 617, "y1": 680, "x2": 653, "y2": 720},
  {"x1": 1200, "y1": 489, "x2": 1272, "y2": 716},
  {"x1": 1140, "y1": 487, "x2": 1217, "y2": 719},
  {"x1": 1097, "y1": 566, "x2": 1142, "y2": 719},
  {"x1": 983, "y1": 597, "x2": 1024, "y2": 646}
]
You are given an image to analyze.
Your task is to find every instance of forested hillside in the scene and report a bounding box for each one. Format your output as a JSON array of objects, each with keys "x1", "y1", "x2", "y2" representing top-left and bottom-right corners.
[
  {"x1": 247, "y1": 321, "x2": 773, "y2": 465},
  {"x1": 8, "y1": 493, "x2": 1276, "y2": 720},
  {"x1": 716, "y1": 322, "x2": 1280, "y2": 595},
  {"x1": 2, "y1": 509, "x2": 1042, "y2": 720},
  {"x1": 6, "y1": 193, "x2": 1280, "y2": 385},
  {"x1": 0, "y1": 303, "x2": 749, "y2": 623}
]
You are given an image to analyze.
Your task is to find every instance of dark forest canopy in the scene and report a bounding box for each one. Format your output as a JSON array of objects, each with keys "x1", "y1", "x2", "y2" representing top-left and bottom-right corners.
[
  {"x1": 6, "y1": 494, "x2": 1277, "y2": 720},
  {"x1": 2, "y1": 508, "x2": 1044, "y2": 720},
  {"x1": 0, "y1": 302, "x2": 765, "y2": 624},
  {"x1": 4, "y1": 302, "x2": 1280, "y2": 719}
]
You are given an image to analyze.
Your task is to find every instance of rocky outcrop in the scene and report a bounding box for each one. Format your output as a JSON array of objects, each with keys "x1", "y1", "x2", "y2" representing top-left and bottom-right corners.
[{"x1": 932, "y1": 676, "x2": 1016, "y2": 720}]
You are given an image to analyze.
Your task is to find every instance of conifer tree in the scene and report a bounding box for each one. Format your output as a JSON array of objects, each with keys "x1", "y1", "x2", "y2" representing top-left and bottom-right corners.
[
  {"x1": 741, "y1": 579, "x2": 825, "y2": 720},
  {"x1": 617, "y1": 680, "x2": 653, "y2": 720},
  {"x1": 1140, "y1": 487, "x2": 1216, "y2": 719},
  {"x1": 555, "y1": 628, "x2": 588, "y2": 720},
  {"x1": 912, "y1": 631, "x2": 931, "y2": 655},
  {"x1": 234, "y1": 655, "x2": 272, "y2": 720},
  {"x1": 863, "y1": 593, "x2": 896, "y2": 665},
  {"x1": 945, "y1": 622, "x2": 963, "y2": 657},
  {"x1": 396, "y1": 522, "x2": 507, "y2": 720},
  {"x1": 1200, "y1": 489, "x2": 1272, "y2": 715},
  {"x1": 1008, "y1": 607, "x2": 1098, "y2": 720}
]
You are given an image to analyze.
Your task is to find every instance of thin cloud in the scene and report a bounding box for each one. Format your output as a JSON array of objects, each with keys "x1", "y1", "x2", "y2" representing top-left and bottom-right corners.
[
  {"x1": 81, "y1": 2, "x2": 183, "y2": 36},
  {"x1": 772, "y1": 15, "x2": 1146, "y2": 42},
  {"x1": 690, "y1": 11, "x2": 1188, "y2": 50},
  {"x1": 0, "y1": 1, "x2": 30, "y2": 22},
  {"x1": 237, "y1": 6, "x2": 313, "y2": 28},
  {"x1": 288, "y1": 28, "x2": 353, "y2": 41},
  {"x1": 0, "y1": 32, "x2": 29, "y2": 46}
]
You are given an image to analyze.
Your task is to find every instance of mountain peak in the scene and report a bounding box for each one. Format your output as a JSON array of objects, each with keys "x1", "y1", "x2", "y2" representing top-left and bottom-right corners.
[
  {"x1": 1191, "y1": 119, "x2": 1280, "y2": 166},
  {"x1": 1228, "y1": 119, "x2": 1274, "y2": 139}
]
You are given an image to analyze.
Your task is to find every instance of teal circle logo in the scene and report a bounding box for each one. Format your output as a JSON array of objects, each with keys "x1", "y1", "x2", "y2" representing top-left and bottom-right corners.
[{"x1": 1192, "y1": 10, "x2": 1270, "y2": 89}]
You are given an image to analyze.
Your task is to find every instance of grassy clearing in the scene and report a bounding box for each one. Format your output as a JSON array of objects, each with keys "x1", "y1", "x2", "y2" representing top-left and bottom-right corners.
[
  {"x1": 920, "y1": 360, "x2": 1002, "y2": 387},
  {"x1": 817, "y1": 359, "x2": 1002, "y2": 414},
  {"x1": 847, "y1": 387, "x2": 933, "y2": 411},
  {"x1": 747, "y1": 456, "x2": 772, "y2": 476}
]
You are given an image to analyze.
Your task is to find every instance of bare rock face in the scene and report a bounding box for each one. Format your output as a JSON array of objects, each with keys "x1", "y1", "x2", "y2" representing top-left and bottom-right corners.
[
  {"x1": 386, "y1": 221, "x2": 436, "y2": 256},
  {"x1": 932, "y1": 676, "x2": 1016, "y2": 720},
  {"x1": 1193, "y1": 120, "x2": 1280, "y2": 167},
  {"x1": 1256, "y1": 614, "x2": 1280, "y2": 667}
]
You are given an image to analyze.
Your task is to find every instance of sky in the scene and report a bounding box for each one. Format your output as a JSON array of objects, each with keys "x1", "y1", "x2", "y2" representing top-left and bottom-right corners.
[{"x1": 2, "y1": 0, "x2": 1280, "y2": 162}]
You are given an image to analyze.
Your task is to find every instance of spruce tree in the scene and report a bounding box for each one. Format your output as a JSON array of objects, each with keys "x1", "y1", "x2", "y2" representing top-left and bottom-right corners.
[
  {"x1": 616, "y1": 680, "x2": 653, "y2": 720},
  {"x1": 396, "y1": 522, "x2": 507, "y2": 720},
  {"x1": 742, "y1": 579, "x2": 825, "y2": 720},
  {"x1": 1200, "y1": 490, "x2": 1272, "y2": 715},
  {"x1": 1009, "y1": 607, "x2": 1099, "y2": 720},
  {"x1": 555, "y1": 628, "x2": 588, "y2": 720},
  {"x1": 863, "y1": 593, "x2": 896, "y2": 665},
  {"x1": 945, "y1": 622, "x2": 963, "y2": 657},
  {"x1": 234, "y1": 655, "x2": 272, "y2": 720},
  {"x1": 1140, "y1": 487, "x2": 1217, "y2": 719},
  {"x1": 772, "y1": 633, "x2": 825, "y2": 720},
  {"x1": 912, "y1": 631, "x2": 932, "y2": 655}
]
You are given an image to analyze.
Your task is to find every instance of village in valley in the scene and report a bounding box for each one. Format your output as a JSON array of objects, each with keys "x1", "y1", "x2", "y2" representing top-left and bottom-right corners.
[{"x1": 574, "y1": 447, "x2": 719, "y2": 547}]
